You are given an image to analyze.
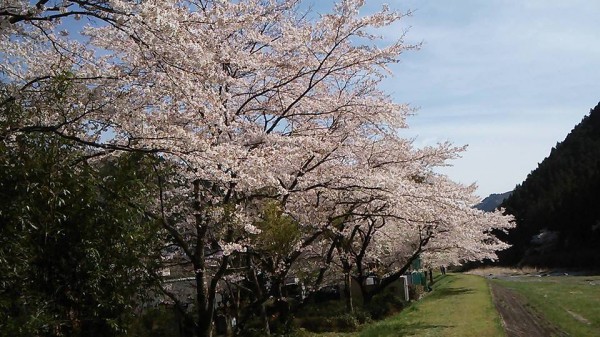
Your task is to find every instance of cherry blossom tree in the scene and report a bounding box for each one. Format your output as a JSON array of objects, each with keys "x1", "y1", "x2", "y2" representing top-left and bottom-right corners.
[
  {"x1": 1, "y1": 1, "x2": 514, "y2": 335},
  {"x1": 277, "y1": 137, "x2": 514, "y2": 311}
]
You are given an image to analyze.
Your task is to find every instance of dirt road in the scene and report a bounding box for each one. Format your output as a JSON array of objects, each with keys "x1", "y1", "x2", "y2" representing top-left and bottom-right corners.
[{"x1": 488, "y1": 282, "x2": 568, "y2": 337}]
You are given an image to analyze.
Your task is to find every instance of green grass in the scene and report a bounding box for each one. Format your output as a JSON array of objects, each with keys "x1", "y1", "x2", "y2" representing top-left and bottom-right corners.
[
  {"x1": 493, "y1": 275, "x2": 600, "y2": 337},
  {"x1": 356, "y1": 274, "x2": 505, "y2": 337},
  {"x1": 346, "y1": 273, "x2": 504, "y2": 337}
]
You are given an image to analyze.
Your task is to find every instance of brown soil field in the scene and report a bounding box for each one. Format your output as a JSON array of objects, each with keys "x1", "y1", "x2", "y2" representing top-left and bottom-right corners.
[{"x1": 489, "y1": 281, "x2": 568, "y2": 337}]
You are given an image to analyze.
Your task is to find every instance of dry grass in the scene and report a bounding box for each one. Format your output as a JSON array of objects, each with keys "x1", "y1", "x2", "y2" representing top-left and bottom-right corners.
[{"x1": 466, "y1": 266, "x2": 546, "y2": 277}]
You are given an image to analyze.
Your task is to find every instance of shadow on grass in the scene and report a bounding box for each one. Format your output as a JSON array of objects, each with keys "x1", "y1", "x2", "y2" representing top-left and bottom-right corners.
[
  {"x1": 428, "y1": 286, "x2": 474, "y2": 300},
  {"x1": 360, "y1": 322, "x2": 453, "y2": 337},
  {"x1": 356, "y1": 274, "x2": 481, "y2": 337},
  {"x1": 426, "y1": 274, "x2": 474, "y2": 300}
]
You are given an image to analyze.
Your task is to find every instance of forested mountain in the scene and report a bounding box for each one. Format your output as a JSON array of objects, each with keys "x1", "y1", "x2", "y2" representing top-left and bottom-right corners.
[
  {"x1": 475, "y1": 192, "x2": 513, "y2": 212},
  {"x1": 499, "y1": 102, "x2": 600, "y2": 267}
]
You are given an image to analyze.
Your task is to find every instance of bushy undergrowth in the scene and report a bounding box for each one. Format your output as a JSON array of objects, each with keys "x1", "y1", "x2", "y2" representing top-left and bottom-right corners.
[
  {"x1": 295, "y1": 314, "x2": 359, "y2": 333},
  {"x1": 293, "y1": 292, "x2": 407, "y2": 333},
  {"x1": 127, "y1": 307, "x2": 186, "y2": 337},
  {"x1": 365, "y1": 293, "x2": 406, "y2": 320},
  {"x1": 127, "y1": 290, "x2": 413, "y2": 335}
]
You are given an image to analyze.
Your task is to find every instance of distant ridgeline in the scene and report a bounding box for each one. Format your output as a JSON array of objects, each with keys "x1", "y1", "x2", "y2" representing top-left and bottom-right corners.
[
  {"x1": 499, "y1": 102, "x2": 600, "y2": 268},
  {"x1": 475, "y1": 192, "x2": 512, "y2": 212}
]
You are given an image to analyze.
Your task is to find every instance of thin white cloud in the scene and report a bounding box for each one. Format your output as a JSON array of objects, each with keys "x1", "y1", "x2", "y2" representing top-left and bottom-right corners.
[
  {"x1": 304, "y1": 0, "x2": 600, "y2": 197},
  {"x1": 377, "y1": 0, "x2": 600, "y2": 196}
]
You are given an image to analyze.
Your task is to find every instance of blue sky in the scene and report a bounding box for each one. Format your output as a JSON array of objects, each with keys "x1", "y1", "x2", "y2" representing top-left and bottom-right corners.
[
  {"x1": 311, "y1": 0, "x2": 600, "y2": 198},
  {"x1": 60, "y1": 0, "x2": 598, "y2": 198}
]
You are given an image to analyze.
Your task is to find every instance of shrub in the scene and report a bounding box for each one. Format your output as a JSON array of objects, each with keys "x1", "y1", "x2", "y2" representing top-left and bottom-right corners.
[
  {"x1": 295, "y1": 313, "x2": 359, "y2": 333},
  {"x1": 353, "y1": 308, "x2": 373, "y2": 324},
  {"x1": 296, "y1": 299, "x2": 346, "y2": 318},
  {"x1": 336, "y1": 313, "x2": 360, "y2": 332},
  {"x1": 366, "y1": 293, "x2": 405, "y2": 320},
  {"x1": 127, "y1": 307, "x2": 185, "y2": 337}
]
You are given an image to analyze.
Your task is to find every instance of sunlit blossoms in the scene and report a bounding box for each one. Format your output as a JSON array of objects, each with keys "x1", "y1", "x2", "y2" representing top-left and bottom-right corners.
[{"x1": 1, "y1": 0, "x2": 513, "y2": 335}]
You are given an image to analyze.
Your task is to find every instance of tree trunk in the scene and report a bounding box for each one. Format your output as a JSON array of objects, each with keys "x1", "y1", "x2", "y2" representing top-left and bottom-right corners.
[
  {"x1": 360, "y1": 281, "x2": 374, "y2": 305},
  {"x1": 259, "y1": 302, "x2": 271, "y2": 336},
  {"x1": 195, "y1": 271, "x2": 213, "y2": 337},
  {"x1": 367, "y1": 250, "x2": 422, "y2": 300},
  {"x1": 196, "y1": 311, "x2": 212, "y2": 337},
  {"x1": 343, "y1": 269, "x2": 354, "y2": 313},
  {"x1": 193, "y1": 180, "x2": 212, "y2": 337},
  {"x1": 248, "y1": 257, "x2": 271, "y2": 335}
]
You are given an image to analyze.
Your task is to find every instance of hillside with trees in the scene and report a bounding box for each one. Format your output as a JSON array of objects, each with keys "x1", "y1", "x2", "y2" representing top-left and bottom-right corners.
[{"x1": 500, "y1": 102, "x2": 600, "y2": 267}]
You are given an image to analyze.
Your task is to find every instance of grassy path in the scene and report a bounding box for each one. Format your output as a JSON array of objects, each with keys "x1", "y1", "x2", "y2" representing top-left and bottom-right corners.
[
  {"x1": 357, "y1": 274, "x2": 505, "y2": 337},
  {"x1": 306, "y1": 272, "x2": 600, "y2": 337}
]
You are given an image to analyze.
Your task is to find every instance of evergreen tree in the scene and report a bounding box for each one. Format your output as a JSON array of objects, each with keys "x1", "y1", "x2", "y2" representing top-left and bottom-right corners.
[{"x1": 0, "y1": 92, "x2": 163, "y2": 336}]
